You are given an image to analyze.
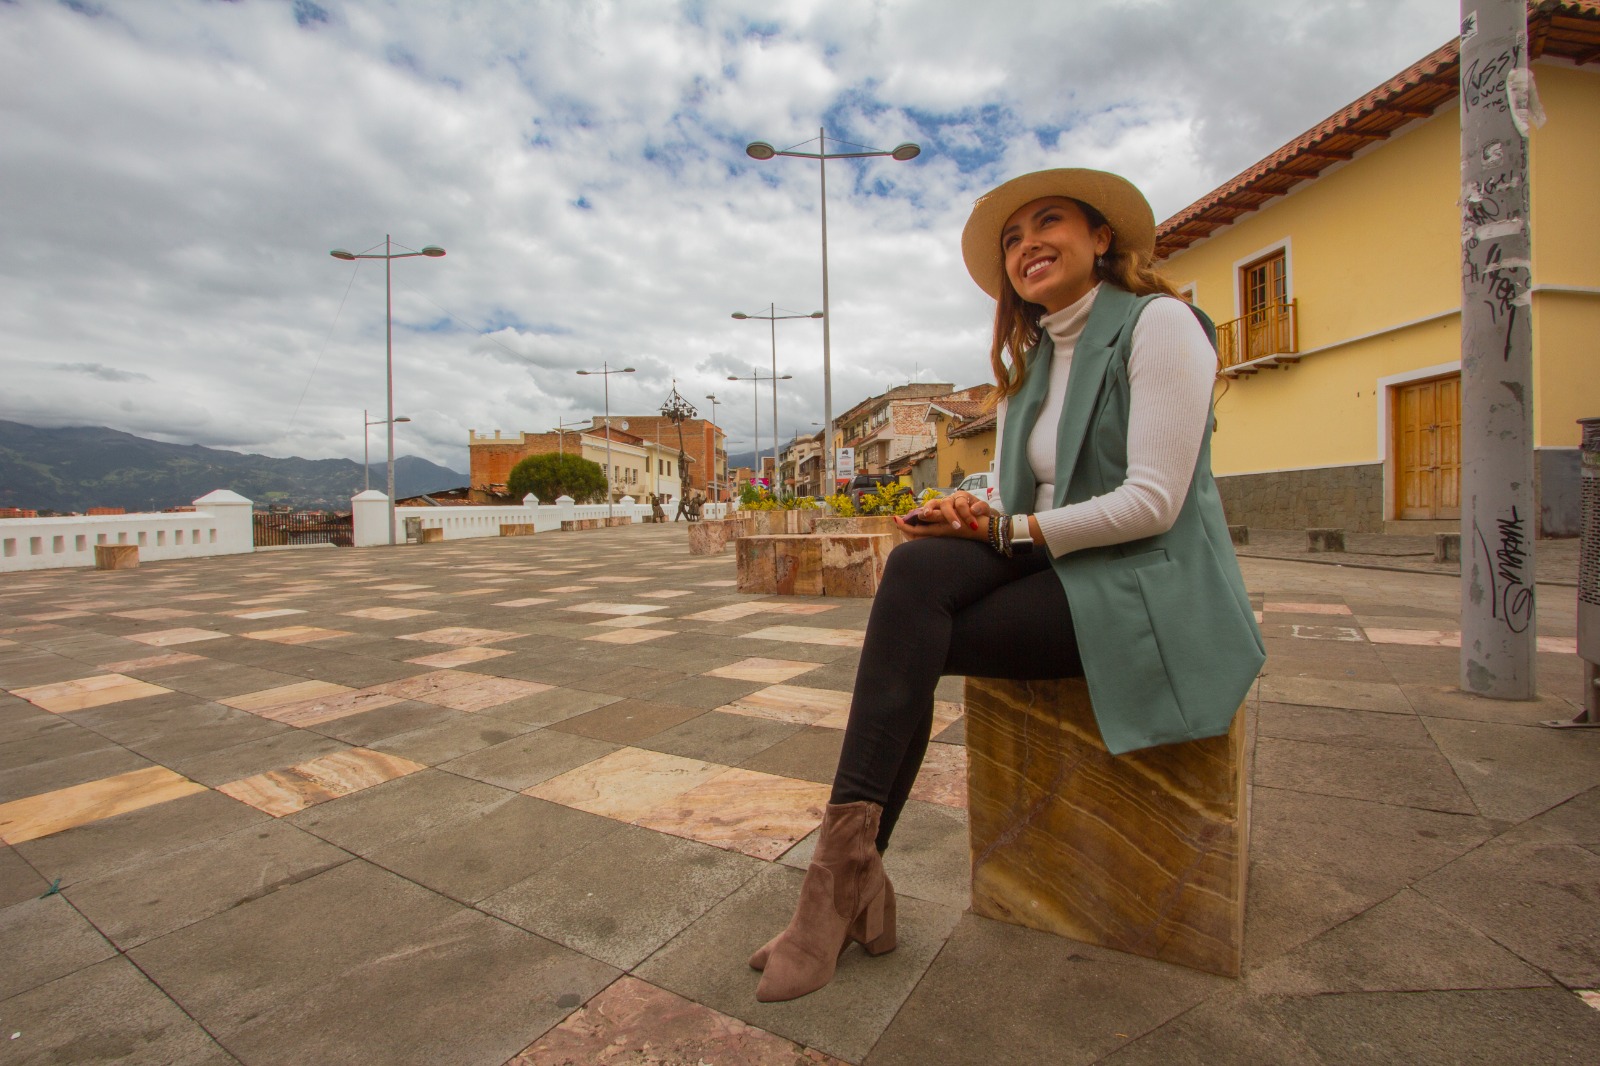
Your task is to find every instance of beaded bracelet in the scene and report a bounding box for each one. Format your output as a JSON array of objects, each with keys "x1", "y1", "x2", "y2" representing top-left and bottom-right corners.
[{"x1": 987, "y1": 512, "x2": 1013, "y2": 557}]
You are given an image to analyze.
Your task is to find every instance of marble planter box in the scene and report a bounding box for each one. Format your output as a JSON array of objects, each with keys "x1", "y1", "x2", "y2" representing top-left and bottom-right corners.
[
  {"x1": 688, "y1": 517, "x2": 749, "y2": 556},
  {"x1": 965, "y1": 676, "x2": 1249, "y2": 977},
  {"x1": 736, "y1": 533, "x2": 892, "y2": 597},
  {"x1": 741, "y1": 510, "x2": 820, "y2": 536},
  {"x1": 417, "y1": 527, "x2": 445, "y2": 544},
  {"x1": 561, "y1": 517, "x2": 631, "y2": 531},
  {"x1": 813, "y1": 514, "x2": 910, "y2": 546},
  {"x1": 499, "y1": 524, "x2": 537, "y2": 537},
  {"x1": 605, "y1": 516, "x2": 633, "y2": 528},
  {"x1": 93, "y1": 544, "x2": 140, "y2": 570}
]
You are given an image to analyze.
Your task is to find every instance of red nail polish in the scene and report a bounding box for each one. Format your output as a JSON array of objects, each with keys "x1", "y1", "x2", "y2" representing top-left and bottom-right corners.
[{"x1": 969, "y1": 521, "x2": 978, "y2": 530}]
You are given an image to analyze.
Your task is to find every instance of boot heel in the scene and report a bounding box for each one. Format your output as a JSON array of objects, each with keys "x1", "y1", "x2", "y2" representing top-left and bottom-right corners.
[{"x1": 851, "y1": 885, "x2": 897, "y2": 956}]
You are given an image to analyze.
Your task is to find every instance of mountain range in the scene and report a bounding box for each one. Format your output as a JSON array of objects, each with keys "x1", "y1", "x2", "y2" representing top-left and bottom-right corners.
[{"x1": 0, "y1": 420, "x2": 467, "y2": 512}]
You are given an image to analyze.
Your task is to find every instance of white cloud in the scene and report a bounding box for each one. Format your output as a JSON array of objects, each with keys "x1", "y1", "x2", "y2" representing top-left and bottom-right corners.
[{"x1": 0, "y1": 0, "x2": 1456, "y2": 478}]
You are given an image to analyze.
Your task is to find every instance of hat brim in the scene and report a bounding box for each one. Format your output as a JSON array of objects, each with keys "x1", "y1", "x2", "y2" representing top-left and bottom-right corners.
[{"x1": 961, "y1": 169, "x2": 1156, "y2": 300}]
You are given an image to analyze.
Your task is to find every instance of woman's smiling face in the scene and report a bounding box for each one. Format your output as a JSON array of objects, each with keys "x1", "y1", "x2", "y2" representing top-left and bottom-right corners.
[{"x1": 1001, "y1": 196, "x2": 1112, "y2": 314}]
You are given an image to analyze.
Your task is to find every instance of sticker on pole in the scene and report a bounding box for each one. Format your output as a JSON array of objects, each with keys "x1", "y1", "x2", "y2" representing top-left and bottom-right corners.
[{"x1": 836, "y1": 447, "x2": 856, "y2": 479}]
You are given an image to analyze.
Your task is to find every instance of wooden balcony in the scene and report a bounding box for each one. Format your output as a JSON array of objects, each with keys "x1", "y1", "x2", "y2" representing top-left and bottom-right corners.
[{"x1": 1215, "y1": 300, "x2": 1299, "y2": 376}]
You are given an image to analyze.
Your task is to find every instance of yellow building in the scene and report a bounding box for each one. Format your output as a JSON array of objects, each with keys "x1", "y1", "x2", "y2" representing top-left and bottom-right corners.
[{"x1": 1155, "y1": 3, "x2": 1599, "y2": 535}]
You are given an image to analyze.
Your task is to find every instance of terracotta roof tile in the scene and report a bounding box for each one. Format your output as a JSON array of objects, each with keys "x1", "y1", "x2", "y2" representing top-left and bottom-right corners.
[{"x1": 1156, "y1": 2, "x2": 1600, "y2": 259}]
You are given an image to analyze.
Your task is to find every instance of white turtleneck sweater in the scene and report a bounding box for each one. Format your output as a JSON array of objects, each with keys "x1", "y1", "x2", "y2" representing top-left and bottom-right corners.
[{"x1": 992, "y1": 284, "x2": 1217, "y2": 558}]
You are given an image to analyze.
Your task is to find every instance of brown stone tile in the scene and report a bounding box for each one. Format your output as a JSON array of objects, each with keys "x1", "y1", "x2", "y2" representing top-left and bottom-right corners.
[
  {"x1": 634, "y1": 767, "x2": 831, "y2": 860},
  {"x1": 12, "y1": 673, "x2": 172, "y2": 713},
  {"x1": 550, "y1": 697, "x2": 707, "y2": 743}
]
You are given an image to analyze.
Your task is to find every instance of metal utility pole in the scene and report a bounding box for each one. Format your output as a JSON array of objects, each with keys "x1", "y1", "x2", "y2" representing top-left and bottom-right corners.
[{"x1": 1459, "y1": 0, "x2": 1537, "y2": 699}]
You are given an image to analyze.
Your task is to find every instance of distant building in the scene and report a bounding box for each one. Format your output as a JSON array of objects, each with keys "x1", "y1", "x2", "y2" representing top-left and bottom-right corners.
[
  {"x1": 469, "y1": 423, "x2": 704, "y2": 504},
  {"x1": 0, "y1": 508, "x2": 39, "y2": 519},
  {"x1": 86, "y1": 507, "x2": 125, "y2": 516}
]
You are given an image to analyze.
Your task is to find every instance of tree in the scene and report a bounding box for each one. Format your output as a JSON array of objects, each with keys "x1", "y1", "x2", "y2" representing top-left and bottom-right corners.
[{"x1": 507, "y1": 453, "x2": 607, "y2": 503}]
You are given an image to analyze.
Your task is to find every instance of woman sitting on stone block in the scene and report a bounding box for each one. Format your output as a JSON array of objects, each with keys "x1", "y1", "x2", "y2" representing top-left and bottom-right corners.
[{"x1": 750, "y1": 169, "x2": 1265, "y2": 1002}]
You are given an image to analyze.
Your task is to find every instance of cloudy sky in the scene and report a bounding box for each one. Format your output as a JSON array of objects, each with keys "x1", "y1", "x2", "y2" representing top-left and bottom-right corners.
[{"x1": 2, "y1": 0, "x2": 1458, "y2": 474}]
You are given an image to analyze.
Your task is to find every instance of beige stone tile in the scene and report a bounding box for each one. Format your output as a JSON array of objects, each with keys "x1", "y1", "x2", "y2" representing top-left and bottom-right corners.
[
  {"x1": 366, "y1": 670, "x2": 484, "y2": 704},
  {"x1": 493, "y1": 598, "x2": 555, "y2": 608},
  {"x1": 217, "y1": 748, "x2": 423, "y2": 816},
  {"x1": 703, "y1": 657, "x2": 822, "y2": 683},
  {"x1": 262, "y1": 690, "x2": 404, "y2": 727},
  {"x1": 544, "y1": 585, "x2": 596, "y2": 593},
  {"x1": 585, "y1": 629, "x2": 675, "y2": 645},
  {"x1": 240, "y1": 626, "x2": 355, "y2": 645},
  {"x1": 763, "y1": 603, "x2": 839, "y2": 616},
  {"x1": 13, "y1": 673, "x2": 172, "y2": 713},
  {"x1": 126, "y1": 627, "x2": 228, "y2": 646},
  {"x1": 110, "y1": 607, "x2": 201, "y2": 621},
  {"x1": 561, "y1": 603, "x2": 667, "y2": 617},
  {"x1": 396, "y1": 627, "x2": 521, "y2": 646},
  {"x1": 740, "y1": 625, "x2": 864, "y2": 648},
  {"x1": 24, "y1": 610, "x2": 92, "y2": 621},
  {"x1": 682, "y1": 603, "x2": 770, "y2": 622},
  {"x1": 405, "y1": 647, "x2": 513, "y2": 668},
  {"x1": 1265, "y1": 601, "x2": 1354, "y2": 616},
  {"x1": 634, "y1": 767, "x2": 830, "y2": 860},
  {"x1": 719, "y1": 685, "x2": 850, "y2": 726},
  {"x1": 589, "y1": 616, "x2": 661, "y2": 629},
  {"x1": 216, "y1": 769, "x2": 341, "y2": 816},
  {"x1": 427, "y1": 676, "x2": 554, "y2": 713},
  {"x1": 1259, "y1": 674, "x2": 1412, "y2": 714},
  {"x1": 696, "y1": 580, "x2": 738, "y2": 588},
  {"x1": 368, "y1": 583, "x2": 433, "y2": 591},
  {"x1": 449, "y1": 588, "x2": 500, "y2": 596},
  {"x1": 586, "y1": 576, "x2": 648, "y2": 584},
  {"x1": 526, "y1": 746, "x2": 723, "y2": 820},
  {"x1": 230, "y1": 608, "x2": 308, "y2": 620},
  {"x1": 1289, "y1": 625, "x2": 1366, "y2": 643},
  {"x1": 219, "y1": 680, "x2": 354, "y2": 712},
  {"x1": 907, "y1": 743, "x2": 968, "y2": 808},
  {"x1": 342, "y1": 606, "x2": 437, "y2": 620},
  {"x1": 636, "y1": 590, "x2": 692, "y2": 599},
  {"x1": 0, "y1": 766, "x2": 208, "y2": 844}
]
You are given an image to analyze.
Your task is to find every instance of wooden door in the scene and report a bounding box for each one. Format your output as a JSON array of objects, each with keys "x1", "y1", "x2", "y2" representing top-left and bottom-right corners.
[{"x1": 1393, "y1": 374, "x2": 1461, "y2": 520}]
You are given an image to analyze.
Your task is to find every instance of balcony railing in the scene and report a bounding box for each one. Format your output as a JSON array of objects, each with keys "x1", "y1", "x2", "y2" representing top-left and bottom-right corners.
[{"x1": 1215, "y1": 299, "x2": 1298, "y2": 372}]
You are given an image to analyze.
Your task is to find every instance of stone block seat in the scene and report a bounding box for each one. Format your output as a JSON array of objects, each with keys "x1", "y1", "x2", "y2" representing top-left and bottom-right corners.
[
  {"x1": 688, "y1": 517, "x2": 748, "y2": 556},
  {"x1": 93, "y1": 543, "x2": 140, "y2": 570},
  {"x1": 964, "y1": 676, "x2": 1249, "y2": 977},
  {"x1": 736, "y1": 533, "x2": 892, "y2": 597},
  {"x1": 417, "y1": 527, "x2": 444, "y2": 544},
  {"x1": 499, "y1": 523, "x2": 537, "y2": 537}
]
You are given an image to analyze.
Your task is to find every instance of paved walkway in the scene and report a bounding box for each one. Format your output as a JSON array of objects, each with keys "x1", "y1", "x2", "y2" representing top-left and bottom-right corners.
[
  {"x1": 1234, "y1": 526, "x2": 1581, "y2": 586},
  {"x1": 0, "y1": 525, "x2": 1596, "y2": 1064}
]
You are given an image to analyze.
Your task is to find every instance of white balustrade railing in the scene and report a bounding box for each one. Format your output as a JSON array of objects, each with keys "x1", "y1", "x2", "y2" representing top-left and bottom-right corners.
[
  {"x1": 0, "y1": 489, "x2": 732, "y2": 572},
  {"x1": 350, "y1": 491, "x2": 729, "y2": 547},
  {"x1": 0, "y1": 490, "x2": 254, "y2": 573}
]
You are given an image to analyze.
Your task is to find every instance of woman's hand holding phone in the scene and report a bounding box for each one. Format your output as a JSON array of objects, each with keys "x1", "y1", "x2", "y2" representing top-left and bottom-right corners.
[{"x1": 894, "y1": 491, "x2": 992, "y2": 541}]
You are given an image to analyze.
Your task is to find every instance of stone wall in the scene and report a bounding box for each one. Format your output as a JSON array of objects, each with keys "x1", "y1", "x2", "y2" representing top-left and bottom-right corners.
[{"x1": 1214, "y1": 464, "x2": 1384, "y2": 533}]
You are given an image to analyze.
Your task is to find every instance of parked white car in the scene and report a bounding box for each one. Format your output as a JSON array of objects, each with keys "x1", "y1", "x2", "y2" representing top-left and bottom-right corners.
[{"x1": 955, "y1": 471, "x2": 997, "y2": 504}]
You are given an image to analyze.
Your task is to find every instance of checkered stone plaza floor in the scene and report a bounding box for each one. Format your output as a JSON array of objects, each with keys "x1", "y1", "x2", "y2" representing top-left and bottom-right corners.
[{"x1": 1, "y1": 523, "x2": 1597, "y2": 1064}]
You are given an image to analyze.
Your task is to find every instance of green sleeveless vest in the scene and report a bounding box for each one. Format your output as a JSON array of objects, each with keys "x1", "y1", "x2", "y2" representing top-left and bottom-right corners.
[{"x1": 998, "y1": 284, "x2": 1265, "y2": 755}]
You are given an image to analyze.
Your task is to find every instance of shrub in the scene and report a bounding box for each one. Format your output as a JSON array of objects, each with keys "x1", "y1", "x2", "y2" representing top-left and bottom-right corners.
[
  {"x1": 859, "y1": 482, "x2": 917, "y2": 516},
  {"x1": 825, "y1": 492, "x2": 857, "y2": 517},
  {"x1": 507, "y1": 453, "x2": 607, "y2": 503}
]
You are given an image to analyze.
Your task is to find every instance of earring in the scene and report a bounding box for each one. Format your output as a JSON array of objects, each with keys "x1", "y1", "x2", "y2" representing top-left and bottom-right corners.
[{"x1": 1094, "y1": 254, "x2": 1108, "y2": 273}]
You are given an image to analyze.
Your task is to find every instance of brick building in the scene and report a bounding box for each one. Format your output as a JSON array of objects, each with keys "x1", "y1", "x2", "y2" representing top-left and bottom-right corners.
[{"x1": 468, "y1": 417, "x2": 727, "y2": 505}]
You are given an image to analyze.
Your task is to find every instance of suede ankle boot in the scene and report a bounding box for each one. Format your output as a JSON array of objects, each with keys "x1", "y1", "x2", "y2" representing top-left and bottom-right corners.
[{"x1": 751, "y1": 801, "x2": 897, "y2": 1002}]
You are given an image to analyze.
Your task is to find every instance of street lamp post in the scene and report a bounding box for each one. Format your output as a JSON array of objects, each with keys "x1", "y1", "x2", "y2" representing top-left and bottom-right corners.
[
  {"x1": 728, "y1": 370, "x2": 792, "y2": 494},
  {"x1": 704, "y1": 394, "x2": 723, "y2": 501},
  {"x1": 732, "y1": 304, "x2": 822, "y2": 501},
  {"x1": 744, "y1": 129, "x2": 920, "y2": 492},
  {"x1": 576, "y1": 362, "x2": 635, "y2": 518},
  {"x1": 330, "y1": 236, "x2": 446, "y2": 545},
  {"x1": 555, "y1": 417, "x2": 588, "y2": 458},
  {"x1": 363, "y1": 411, "x2": 412, "y2": 492}
]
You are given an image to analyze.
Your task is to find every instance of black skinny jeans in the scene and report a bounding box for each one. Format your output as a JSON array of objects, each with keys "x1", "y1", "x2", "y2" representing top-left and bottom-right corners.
[{"x1": 830, "y1": 536, "x2": 1084, "y2": 851}]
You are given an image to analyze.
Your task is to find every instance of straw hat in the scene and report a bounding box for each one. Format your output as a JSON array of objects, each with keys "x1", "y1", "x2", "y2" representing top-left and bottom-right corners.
[{"x1": 961, "y1": 168, "x2": 1156, "y2": 299}]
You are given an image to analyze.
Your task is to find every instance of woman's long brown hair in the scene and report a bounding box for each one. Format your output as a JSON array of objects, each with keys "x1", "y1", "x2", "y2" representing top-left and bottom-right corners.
[{"x1": 987, "y1": 199, "x2": 1180, "y2": 405}]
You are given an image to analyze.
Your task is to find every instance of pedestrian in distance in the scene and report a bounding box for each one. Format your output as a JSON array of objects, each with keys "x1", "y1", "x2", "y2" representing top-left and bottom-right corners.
[{"x1": 749, "y1": 168, "x2": 1266, "y2": 1002}]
